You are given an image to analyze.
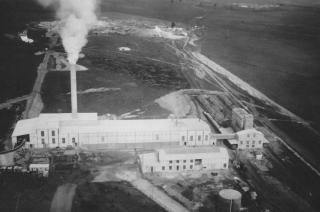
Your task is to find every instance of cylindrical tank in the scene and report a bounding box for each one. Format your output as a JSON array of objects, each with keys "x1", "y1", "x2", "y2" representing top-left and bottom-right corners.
[{"x1": 218, "y1": 189, "x2": 242, "y2": 212}]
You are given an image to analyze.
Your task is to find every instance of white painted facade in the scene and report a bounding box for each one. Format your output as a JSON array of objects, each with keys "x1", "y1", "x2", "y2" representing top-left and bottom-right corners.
[
  {"x1": 29, "y1": 163, "x2": 49, "y2": 177},
  {"x1": 229, "y1": 128, "x2": 268, "y2": 150},
  {"x1": 12, "y1": 113, "x2": 214, "y2": 149},
  {"x1": 139, "y1": 147, "x2": 229, "y2": 173}
]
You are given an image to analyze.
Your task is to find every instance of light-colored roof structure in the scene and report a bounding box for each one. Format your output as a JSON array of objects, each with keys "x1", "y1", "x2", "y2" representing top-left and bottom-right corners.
[
  {"x1": 60, "y1": 118, "x2": 210, "y2": 134},
  {"x1": 12, "y1": 113, "x2": 98, "y2": 137},
  {"x1": 236, "y1": 128, "x2": 263, "y2": 136},
  {"x1": 30, "y1": 163, "x2": 49, "y2": 168},
  {"x1": 158, "y1": 146, "x2": 229, "y2": 161},
  {"x1": 12, "y1": 113, "x2": 210, "y2": 137},
  {"x1": 139, "y1": 147, "x2": 229, "y2": 164}
]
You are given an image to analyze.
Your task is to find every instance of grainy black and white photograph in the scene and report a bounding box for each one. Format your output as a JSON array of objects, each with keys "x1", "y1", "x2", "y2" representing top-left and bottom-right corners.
[{"x1": 0, "y1": 0, "x2": 320, "y2": 211}]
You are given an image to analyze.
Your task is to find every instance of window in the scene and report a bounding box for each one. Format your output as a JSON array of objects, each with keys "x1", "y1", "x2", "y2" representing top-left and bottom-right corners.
[
  {"x1": 190, "y1": 160, "x2": 193, "y2": 163},
  {"x1": 190, "y1": 165, "x2": 193, "y2": 169},
  {"x1": 62, "y1": 138, "x2": 65, "y2": 144},
  {"x1": 72, "y1": 138, "x2": 75, "y2": 143},
  {"x1": 162, "y1": 166, "x2": 165, "y2": 171},
  {"x1": 252, "y1": 140, "x2": 255, "y2": 144},
  {"x1": 181, "y1": 136, "x2": 185, "y2": 141},
  {"x1": 176, "y1": 160, "x2": 179, "y2": 163},
  {"x1": 246, "y1": 145, "x2": 249, "y2": 148},
  {"x1": 52, "y1": 138, "x2": 55, "y2": 144},
  {"x1": 198, "y1": 135, "x2": 201, "y2": 141},
  {"x1": 190, "y1": 136, "x2": 193, "y2": 141},
  {"x1": 240, "y1": 141, "x2": 243, "y2": 145},
  {"x1": 252, "y1": 145, "x2": 255, "y2": 148},
  {"x1": 41, "y1": 138, "x2": 45, "y2": 144},
  {"x1": 205, "y1": 135, "x2": 208, "y2": 141},
  {"x1": 155, "y1": 134, "x2": 159, "y2": 140},
  {"x1": 183, "y1": 160, "x2": 186, "y2": 163},
  {"x1": 195, "y1": 159, "x2": 202, "y2": 165},
  {"x1": 176, "y1": 166, "x2": 179, "y2": 170},
  {"x1": 247, "y1": 140, "x2": 249, "y2": 144},
  {"x1": 258, "y1": 140, "x2": 262, "y2": 144},
  {"x1": 169, "y1": 160, "x2": 172, "y2": 164},
  {"x1": 184, "y1": 142, "x2": 187, "y2": 146},
  {"x1": 52, "y1": 131, "x2": 55, "y2": 136},
  {"x1": 183, "y1": 165, "x2": 186, "y2": 169},
  {"x1": 247, "y1": 134, "x2": 250, "y2": 138},
  {"x1": 253, "y1": 133, "x2": 256, "y2": 137},
  {"x1": 101, "y1": 137, "x2": 104, "y2": 142},
  {"x1": 169, "y1": 166, "x2": 172, "y2": 170},
  {"x1": 41, "y1": 131, "x2": 44, "y2": 137},
  {"x1": 224, "y1": 163, "x2": 227, "y2": 168}
]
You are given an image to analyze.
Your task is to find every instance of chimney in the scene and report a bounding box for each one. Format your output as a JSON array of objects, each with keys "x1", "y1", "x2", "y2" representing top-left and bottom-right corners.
[{"x1": 70, "y1": 64, "x2": 78, "y2": 118}]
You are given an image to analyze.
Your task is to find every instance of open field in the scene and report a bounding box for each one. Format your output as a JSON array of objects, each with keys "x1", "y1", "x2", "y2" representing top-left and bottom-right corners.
[{"x1": 42, "y1": 32, "x2": 190, "y2": 118}]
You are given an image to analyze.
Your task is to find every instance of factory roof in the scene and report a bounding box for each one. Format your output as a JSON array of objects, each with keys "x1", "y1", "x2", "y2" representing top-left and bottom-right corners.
[
  {"x1": 59, "y1": 118, "x2": 210, "y2": 133},
  {"x1": 12, "y1": 113, "x2": 98, "y2": 137},
  {"x1": 162, "y1": 146, "x2": 221, "y2": 154},
  {"x1": 158, "y1": 147, "x2": 229, "y2": 161},
  {"x1": 236, "y1": 128, "x2": 263, "y2": 136}
]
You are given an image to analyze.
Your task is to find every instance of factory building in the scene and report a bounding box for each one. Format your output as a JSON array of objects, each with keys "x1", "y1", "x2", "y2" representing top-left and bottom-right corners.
[
  {"x1": 228, "y1": 128, "x2": 267, "y2": 150},
  {"x1": 231, "y1": 108, "x2": 254, "y2": 131},
  {"x1": 139, "y1": 146, "x2": 229, "y2": 173},
  {"x1": 12, "y1": 113, "x2": 214, "y2": 149}
]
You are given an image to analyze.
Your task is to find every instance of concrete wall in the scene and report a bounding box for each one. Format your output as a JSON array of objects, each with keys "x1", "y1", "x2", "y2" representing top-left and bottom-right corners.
[
  {"x1": 141, "y1": 152, "x2": 229, "y2": 173},
  {"x1": 24, "y1": 129, "x2": 212, "y2": 149}
]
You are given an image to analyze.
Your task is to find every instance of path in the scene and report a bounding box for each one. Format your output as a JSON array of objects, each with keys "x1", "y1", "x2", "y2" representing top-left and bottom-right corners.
[
  {"x1": 24, "y1": 52, "x2": 50, "y2": 118},
  {"x1": 50, "y1": 183, "x2": 77, "y2": 212},
  {"x1": 131, "y1": 178, "x2": 189, "y2": 212},
  {"x1": 0, "y1": 95, "x2": 30, "y2": 110}
]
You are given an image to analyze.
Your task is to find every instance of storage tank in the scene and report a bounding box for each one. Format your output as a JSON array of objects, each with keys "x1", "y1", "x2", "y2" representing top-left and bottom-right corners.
[{"x1": 218, "y1": 189, "x2": 242, "y2": 212}]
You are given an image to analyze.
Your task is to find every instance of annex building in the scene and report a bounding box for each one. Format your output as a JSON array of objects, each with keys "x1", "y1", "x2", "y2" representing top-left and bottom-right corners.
[
  {"x1": 12, "y1": 113, "x2": 214, "y2": 149},
  {"x1": 139, "y1": 146, "x2": 229, "y2": 173}
]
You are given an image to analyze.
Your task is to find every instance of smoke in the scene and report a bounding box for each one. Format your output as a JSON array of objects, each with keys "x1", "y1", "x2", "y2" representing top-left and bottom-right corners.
[{"x1": 37, "y1": 0, "x2": 98, "y2": 64}]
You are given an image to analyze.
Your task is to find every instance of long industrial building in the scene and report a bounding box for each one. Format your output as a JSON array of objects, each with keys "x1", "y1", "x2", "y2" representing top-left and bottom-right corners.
[{"x1": 12, "y1": 113, "x2": 214, "y2": 149}]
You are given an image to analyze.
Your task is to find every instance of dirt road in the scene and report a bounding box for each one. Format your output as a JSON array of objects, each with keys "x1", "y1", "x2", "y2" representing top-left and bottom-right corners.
[{"x1": 50, "y1": 183, "x2": 77, "y2": 212}]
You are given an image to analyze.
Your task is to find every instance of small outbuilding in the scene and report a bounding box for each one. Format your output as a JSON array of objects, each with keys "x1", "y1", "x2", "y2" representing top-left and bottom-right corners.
[
  {"x1": 29, "y1": 163, "x2": 49, "y2": 177},
  {"x1": 139, "y1": 146, "x2": 229, "y2": 174}
]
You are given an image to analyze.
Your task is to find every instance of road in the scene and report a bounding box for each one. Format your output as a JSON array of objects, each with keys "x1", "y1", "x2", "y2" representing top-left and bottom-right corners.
[
  {"x1": 50, "y1": 183, "x2": 77, "y2": 212},
  {"x1": 131, "y1": 178, "x2": 190, "y2": 212}
]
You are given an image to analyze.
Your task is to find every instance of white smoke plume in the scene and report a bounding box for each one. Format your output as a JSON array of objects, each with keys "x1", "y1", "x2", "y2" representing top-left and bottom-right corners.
[{"x1": 37, "y1": 0, "x2": 98, "y2": 64}]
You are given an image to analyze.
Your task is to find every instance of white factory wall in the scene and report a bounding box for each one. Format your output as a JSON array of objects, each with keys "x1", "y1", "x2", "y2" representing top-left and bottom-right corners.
[
  {"x1": 12, "y1": 114, "x2": 214, "y2": 149},
  {"x1": 140, "y1": 148, "x2": 229, "y2": 173},
  {"x1": 227, "y1": 129, "x2": 267, "y2": 150}
]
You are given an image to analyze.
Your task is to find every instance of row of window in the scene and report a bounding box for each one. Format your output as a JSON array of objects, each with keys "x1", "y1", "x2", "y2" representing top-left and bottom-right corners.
[
  {"x1": 40, "y1": 130, "x2": 56, "y2": 137},
  {"x1": 40, "y1": 137, "x2": 76, "y2": 145},
  {"x1": 169, "y1": 159, "x2": 194, "y2": 164},
  {"x1": 40, "y1": 132, "x2": 210, "y2": 143},
  {"x1": 239, "y1": 140, "x2": 262, "y2": 145},
  {"x1": 162, "y1": 165, "x2": 193, "y2": 171},
  {"x1": 181, "y1": 135, "x2": 209, "y2": 142}
]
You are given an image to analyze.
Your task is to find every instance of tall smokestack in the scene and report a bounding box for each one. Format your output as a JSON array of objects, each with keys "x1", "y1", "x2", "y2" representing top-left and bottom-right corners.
[
  {"x1": 36, "y1": 0, "x2": 98, "y2": 118},
  {"x1": 70, "y1": 65, "x2": 78, "y2": 118}
]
